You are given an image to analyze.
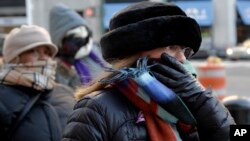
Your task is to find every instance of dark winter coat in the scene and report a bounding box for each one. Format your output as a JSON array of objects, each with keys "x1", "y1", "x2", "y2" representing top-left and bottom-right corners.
[
  {"x1": 62, "y1": 87, "x2": 235, "y2": 141},
  {"x1": 0, "y1": 84, "x2": 76, "y2": 141}
]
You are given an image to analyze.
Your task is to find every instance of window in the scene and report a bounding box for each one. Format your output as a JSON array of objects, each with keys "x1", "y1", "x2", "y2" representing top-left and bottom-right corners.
[{"x1": 0, "y1": 0, "x2": 25, "y2": 7}]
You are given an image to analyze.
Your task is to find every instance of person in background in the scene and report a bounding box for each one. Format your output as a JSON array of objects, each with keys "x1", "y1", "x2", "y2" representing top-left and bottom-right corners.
[
  {"x1": 49, "y1": 4, "x2": 109, "y2": 90},
  {"x1": 61, "y1": 2, "x2": 235, "y2": 141},
  {"x1": 0, "y1": 25, "x2": 76, "y2": 141}
]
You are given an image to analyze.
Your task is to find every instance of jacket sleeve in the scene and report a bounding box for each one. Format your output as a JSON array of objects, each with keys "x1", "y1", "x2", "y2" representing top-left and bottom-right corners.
[
  {"x1": 61, "y1": 96, "x2": 108, "y2": 141},
  {"x1": 180, "y1": 89, "x2": 235, "y2": 141}
]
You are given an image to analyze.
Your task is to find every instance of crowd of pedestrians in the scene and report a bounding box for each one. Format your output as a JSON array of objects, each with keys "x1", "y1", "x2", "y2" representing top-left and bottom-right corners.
[{"x1": 0, "y1": 1, "x2": 235, "y2": 141}]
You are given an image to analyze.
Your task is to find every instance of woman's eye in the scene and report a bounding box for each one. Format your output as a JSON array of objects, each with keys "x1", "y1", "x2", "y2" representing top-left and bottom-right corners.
[{"x1": 45, "y1": 50, "x2": 52, "y2": 56}]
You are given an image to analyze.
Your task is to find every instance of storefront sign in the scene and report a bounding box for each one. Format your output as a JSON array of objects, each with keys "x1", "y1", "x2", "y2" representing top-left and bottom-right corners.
[
  {"x1": 237, "y1": 1, "x2": 250, "y2": 25},
  {"x1": 174, "y1": 1, "x2": 213, "y2": 26}
]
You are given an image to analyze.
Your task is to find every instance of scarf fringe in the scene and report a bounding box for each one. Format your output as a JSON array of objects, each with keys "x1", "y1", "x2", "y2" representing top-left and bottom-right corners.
[{"x1": 99, "y1": 57, "x2": 155, "y2": 84}]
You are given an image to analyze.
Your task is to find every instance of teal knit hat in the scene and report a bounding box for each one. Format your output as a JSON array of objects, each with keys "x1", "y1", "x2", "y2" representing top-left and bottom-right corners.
[{"x1": 49, "y1": 3, "x2": 87, "y2": 46}]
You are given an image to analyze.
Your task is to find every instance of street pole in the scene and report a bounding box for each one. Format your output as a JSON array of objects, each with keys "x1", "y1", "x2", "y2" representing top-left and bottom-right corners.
[{"x1": 212, "y1": 0, "x2": 236, "y2": 51}]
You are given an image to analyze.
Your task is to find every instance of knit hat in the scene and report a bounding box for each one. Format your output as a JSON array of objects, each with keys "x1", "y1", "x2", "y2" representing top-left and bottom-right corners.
[
  {"x1": 3, "y1": 25, "x2": 58, "y2": 63},
  {"x1": 49, "y1": 3, "x2": 88, "y2": 46},
  {"x1": 100, "y1": 2, "x2": 202, "y2": 62}
]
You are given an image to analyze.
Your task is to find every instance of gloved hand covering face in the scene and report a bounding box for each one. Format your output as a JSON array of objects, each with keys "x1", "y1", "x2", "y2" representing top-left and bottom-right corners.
[
  {"x1": 150, "y1": 53, "x2": 205, "y2": 96},
  {"x1": 60, "y1": 26, "x2": 93, "y2": 63}
]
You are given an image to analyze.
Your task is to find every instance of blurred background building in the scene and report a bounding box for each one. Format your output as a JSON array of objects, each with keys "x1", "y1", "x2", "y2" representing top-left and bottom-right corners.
[{"x1": 0, "y1": 0, "x2": 250, "y2": 59}]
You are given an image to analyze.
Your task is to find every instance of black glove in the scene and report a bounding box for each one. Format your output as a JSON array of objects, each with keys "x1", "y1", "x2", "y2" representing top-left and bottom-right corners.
[
  {"x1": 150, "y1": 53, "x2": 235, "y2": 141},
  {"x1": 150, "y1": 53, "x2": 205, "y2": 98}
]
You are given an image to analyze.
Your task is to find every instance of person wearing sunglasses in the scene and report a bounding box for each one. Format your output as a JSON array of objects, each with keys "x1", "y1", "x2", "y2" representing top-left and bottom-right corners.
[{"x1": 62, "y1": 2, "x2": 235, "y2": 141}]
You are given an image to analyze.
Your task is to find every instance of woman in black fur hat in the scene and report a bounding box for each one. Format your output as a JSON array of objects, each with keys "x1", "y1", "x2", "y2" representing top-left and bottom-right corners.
[{"x1": 62, "y1": 2, "x2": 235, "y2": 141}]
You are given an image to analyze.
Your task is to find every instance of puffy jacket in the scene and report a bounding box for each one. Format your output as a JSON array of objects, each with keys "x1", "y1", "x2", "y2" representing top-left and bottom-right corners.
[
  {"x1": 62, "y1": 88, "x2": 234, "y2": 141},
  {"x1": 0, "y1": 84, "x2": 76, "y2": 141}
]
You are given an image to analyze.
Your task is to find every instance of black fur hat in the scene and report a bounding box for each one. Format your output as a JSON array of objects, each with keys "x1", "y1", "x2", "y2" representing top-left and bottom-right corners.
[{"x1": 100, "y1": 1, "x2": 202, "y2": 62}]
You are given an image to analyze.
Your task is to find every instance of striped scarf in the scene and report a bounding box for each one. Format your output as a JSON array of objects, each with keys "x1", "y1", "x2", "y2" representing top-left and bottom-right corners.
[
  {"x1": 100, "y1": 57, "x2": 197, "y2": 141},
  {"x1": 0, "y1": 59, "x2": 57, "y2": 91}
]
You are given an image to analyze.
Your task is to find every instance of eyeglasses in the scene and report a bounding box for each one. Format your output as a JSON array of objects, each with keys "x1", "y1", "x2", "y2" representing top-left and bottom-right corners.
[{"x1": 165, "y1": 46, "x2": 194, "y2": 59}]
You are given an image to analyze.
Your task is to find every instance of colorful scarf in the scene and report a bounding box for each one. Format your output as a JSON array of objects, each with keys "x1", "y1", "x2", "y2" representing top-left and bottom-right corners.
[
  {"x1": 100, "y1": 57, "x2": 197, "y2": 141},
  {"x1": 0, "y1": 59, "x2": 57, "y2": 91}
]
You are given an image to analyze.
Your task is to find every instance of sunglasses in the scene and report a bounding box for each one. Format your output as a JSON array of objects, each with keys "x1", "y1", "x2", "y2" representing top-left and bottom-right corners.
[{"x1": 165, "y1": 46, "x2": 194, "y2": 59}]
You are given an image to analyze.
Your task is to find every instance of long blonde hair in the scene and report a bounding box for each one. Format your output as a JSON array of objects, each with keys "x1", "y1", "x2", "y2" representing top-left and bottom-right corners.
[{"x1": 75, "y1": 54, "x2": 141, "y2": 100}]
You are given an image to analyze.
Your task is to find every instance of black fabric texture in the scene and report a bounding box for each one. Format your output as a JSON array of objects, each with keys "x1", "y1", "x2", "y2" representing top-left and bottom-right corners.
[
  {"x1": 100, "y1": 1, "x2": 201, "y2": 62},
  {"x1": 0, "y1": 84, "x2": 75, "y2": 141},
  {"x1": 149, "y1": 53, "x2": 236, "y2": 141},
  {"x1": 62, "y1": 86, "x2": 235, "y2": 141}
]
